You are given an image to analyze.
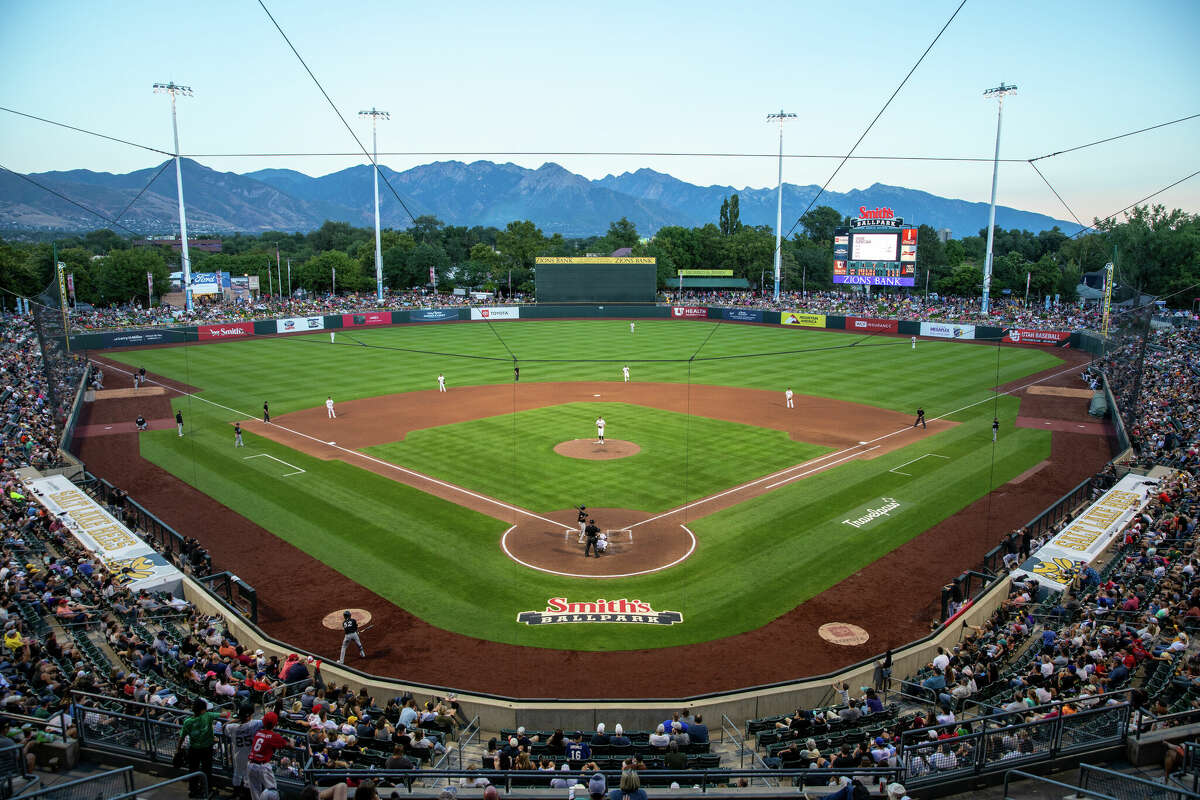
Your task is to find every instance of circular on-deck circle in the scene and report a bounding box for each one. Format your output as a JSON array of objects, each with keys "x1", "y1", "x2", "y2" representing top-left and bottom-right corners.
[
  {"x1": 553, "y1": 438, "x2": 641, "y2": 460},
  {"x1": 818, "y1": 622, "x2": 871, "y2": 646},
  {"x1": 502, "y1": 507, "x2": 695, "y2": 578},
  {"x1": 323, "y1": 608, "x2": 373, "y2": 630}
]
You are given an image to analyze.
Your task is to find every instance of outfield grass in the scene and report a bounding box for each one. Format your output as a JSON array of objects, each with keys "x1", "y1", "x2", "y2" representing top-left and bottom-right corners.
[
  {"x1": 364, "y1": 402, "x2": 831, "y2": 513},
  {"x1": 104, "y1": 321, "x2": 1063, "y2": 650}
]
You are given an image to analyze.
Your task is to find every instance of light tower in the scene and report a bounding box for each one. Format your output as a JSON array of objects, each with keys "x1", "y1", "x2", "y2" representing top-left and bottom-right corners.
[
  {"x1": 767, "y1": 110, "x2": 796, "y2": 301},
  {"x1": 153, "y1": 81, "x2": 194, "y2": 311},
  {"x1": 359, "y1": 107, "x2": 390, "y2": 302},
  {"x1": 981, "y1": 82, "x2": 1017, "y2": 316}
]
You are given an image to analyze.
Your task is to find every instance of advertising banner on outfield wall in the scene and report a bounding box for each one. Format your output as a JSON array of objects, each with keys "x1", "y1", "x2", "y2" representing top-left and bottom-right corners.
[
  {"x1": 411, "y1": 308, "x2": 460, "y2": 322},
  {"x1": 846, "y1": 317, "x2": 899, "y2": 334},
  {"x1": 1013, "y1": 473, "x2": 1158, "y2": 590},
  {"x1": 470, "y1": 307, "x2": 520, "y2": 321},
  {"x1": 24, "y1": 475, "x2": 185, "y2": 596},
  {"x1": 780, "y1": 312, "x2": 827, "y2": 327},
  {"x1": 341, "y1": 312, "x2": 390, "y2": 327},
  {"x1": 920, "y1": 322, "x2": 975, "y2": 340},
  {"x1": 1003, "y1": 328, "x2": 1070, "y2": 345},
  {"x1": 106, "y1": 329, "x2": 182, "y2": 347},
  {"x1": 721, "y1": 308, "x2": 764, "y2": 323},
  {"x1": 199, "y1": 322, "x2": 254, "y2": 340},
  {"x1": 275, "y1": 316, "x2": 324, "y2": 334},
  {"x1": 670, "y1": 306, "x2": 707, "y2": 319}
]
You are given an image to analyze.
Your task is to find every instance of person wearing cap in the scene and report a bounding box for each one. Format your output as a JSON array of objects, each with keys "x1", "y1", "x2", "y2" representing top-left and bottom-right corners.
[
  {"x1": 577, "y1": 505, "x2": 588, "y2": 543},
  {"x1": 248, "y1": 712, "x2": 289, "y2": 800},
  {"x1": 338, "y1": 611, "x2": 366, "y2": 662},
  {"x1": 178, "y1": 698, "x2": 220, "y2": 799},
  {"x1": 225, "y1": 704, "x2": 263, "y2": 800},
  {"x1": 588, "y1": 771, "x2": 607, "y2": 800}
]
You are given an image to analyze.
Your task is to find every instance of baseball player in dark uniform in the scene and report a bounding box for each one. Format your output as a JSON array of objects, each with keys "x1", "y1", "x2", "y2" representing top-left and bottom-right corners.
[
  {"x1": 263, "y1": 401, "x2": 270, "y2": 423},
  {"x1": 913, "y1": 407, "x2": 926, "y2": 429},
  {"x1": 584, "y1": 519, "x2": 601, "y2": 557},
  {"x1": 339, "y1": 610, "x2": 366, "y2": 662},
  {"x1": 513, "y1": 365, "x2": 520, "y2": 382},
  {"x1": 992, "y1": 417, "x2": 1000, "y2": 442},
  {"x1": 577, "y1": 505, "x2": 588, "y2": 544},
  {"x1": 135, "y1": 414, "x2": 147, "y2": 431},
  {"x1": 176, "y1": 410, "x2": 184, "y2": 437},
  {"x1": 234, "y1": 422, "x2": 245, "y2": 448}
]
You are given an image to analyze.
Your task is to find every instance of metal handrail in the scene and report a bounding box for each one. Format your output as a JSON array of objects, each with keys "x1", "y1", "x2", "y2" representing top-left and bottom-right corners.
[{"x1": 1002, "y1": 768, "x2": 1117, "y2": 799}]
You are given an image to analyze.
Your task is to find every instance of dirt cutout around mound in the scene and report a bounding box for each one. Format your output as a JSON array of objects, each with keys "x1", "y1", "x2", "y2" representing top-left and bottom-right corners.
[
  {"x1": 553, "y1": 439, "x2": 641, "y2": 460},
  {"x1": 75, "y1": 347, "x2": 1111, "y2": 698}
]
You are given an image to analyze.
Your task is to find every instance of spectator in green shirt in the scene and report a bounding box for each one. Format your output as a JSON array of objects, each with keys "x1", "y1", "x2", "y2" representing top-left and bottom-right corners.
[{"x1": 179, "y1": 698, "x2": 220, "y2": 798}]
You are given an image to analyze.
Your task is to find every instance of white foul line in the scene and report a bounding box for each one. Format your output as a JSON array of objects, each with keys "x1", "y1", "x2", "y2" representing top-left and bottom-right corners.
[
  {"x1": 888, "y1": 453, "x2": 950, "y2": 477},
  {"x1": 94, "y1": 361, "x2": 570, "y2": 531},
  {"x1": 243, "y1": 453, "x2": 306, "y2": 477},
  {"x1": 764, "y1": 446, "x2": 881, "y2": 489}
]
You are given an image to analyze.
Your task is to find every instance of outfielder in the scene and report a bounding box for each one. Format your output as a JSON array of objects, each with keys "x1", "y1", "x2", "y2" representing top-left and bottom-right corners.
[
  {"x1": 339, "y1": 610, "x2": 366, "y2": 661},
  {"x1": 438, "y1": 373, "x2": 446, "y2": 392},
  {"x1": 622, "y1": 365, "x2": 630, "y2": 382},
  {"x1": 785, "y1": 387, "x2": 794, "y2": 409},
  {"x1": 326, "y1": 396, "x2": 336, "y2": 419},
  {"x1": 330, "y1": 331, "x2": 336, "y2": 344},
  {"x1": 630, "y1": 321, "x2": 635, "y2": 334},
  {"x1": 246, "y1": 712, "x2": 287, "y2": 800},
  {"x1": 911, "y1": 336, "x2": 917, "y2": 350},
  {"x1": 234, "y1": 423, "x2": 245, "y2": 448},
  {"x1": 595, "y1": 416, "x2": 606, "y2": 444}
]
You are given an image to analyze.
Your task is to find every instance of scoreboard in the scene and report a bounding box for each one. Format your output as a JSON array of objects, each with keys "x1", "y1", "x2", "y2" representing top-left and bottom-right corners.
[{"x1": 833, "y1": 207, "x2": 918, "y2": 287}]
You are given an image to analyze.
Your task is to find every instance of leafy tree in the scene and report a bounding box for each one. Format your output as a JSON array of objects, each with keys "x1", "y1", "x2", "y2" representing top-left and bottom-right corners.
[
  {"x1": 0, "y1": 240, "x2": 39, "y2": 301},
  {"x1": 82, "y1": 229, "x2": 129, "y2": 254},
  {"x1": 407, "y1": 215, "x2": 444, "y2": 244},
  {"x1": 308, "y1": 220, "x2": 362, "y2": 253},
  {"x1": 788, "y1": 238, "x2": 828, "y2": 291},
  {"x1": 299, "y1": 250, "x2": 362, "y2": 294},
  {"x1": 496, "y1": 220, "x2": 545, "y2": 270},
  {"x1": 461, "y1": 243, "x2": 503, "y2": 288},
  {"x1": 94, "y1": 248, "x2": 170, "y2": 305},
  {"x1": 719, "y1": 194, "x2": 743, "y2": 236},
  {"x1": 798, "y1": 205, "x2": 843, "y2": 244},
  {"x1": 944, "y1": 239, "x2": 966, "y2": 268},
  {"x1": 601, "y1": 217, "x2": 639, "y2": 251},
  {"x1": 937, "y1": 264, "x2": 983, "y2": 296},
  {"x1": 406, "y1": 242, "x2": 451, "y2": 287}
]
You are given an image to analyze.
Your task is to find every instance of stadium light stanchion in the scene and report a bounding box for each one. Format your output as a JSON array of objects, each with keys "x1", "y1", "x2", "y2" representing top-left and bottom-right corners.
[
  {"x1": 767, "y1": 110, "x2": 796, "y2": 303},
  {"x1": 359, "y1": 107, "x2": 390, "y2": 302},
  {"x1": 153, "y1": 81, "x2": 194, "y2": 312},
  {"x1": 981, "y1": 82, "x2": 1017, "y2": 316}
]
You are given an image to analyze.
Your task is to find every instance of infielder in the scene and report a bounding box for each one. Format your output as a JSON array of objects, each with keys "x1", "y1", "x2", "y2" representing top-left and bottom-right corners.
[
  {"x1": 339, "y1": 610, "x2": 366, "y2": 661},
  {"x1": 326, "y1": 396, "x2": 336, "y2": 419},
  {"x1": 595, "y1": 416, "x2": 606, "y2": 444},
  {"x1": 225, "y1": 704, "x2": 262, "y2": 800},
  {"x1": 246, "y1": 712, "x2": 287, "y2": 800},
  {"x1": 785, "y1": 387, "x2": 794, "y2": 409},
  {"x1": 437, "y1": 373, "x2": 446, "y2": 392},
  {"x1": 577, "y1": 505, "x2": 588, "y2": 544},
  {"x1": 262, "y1": 401, "x2": 270, "y2": 423},
  {"x1": 234, "y1": 422, "x2": 245, "y2": 447},
  {"x1": 622, "y1": 365, "x2": 630, "y2": 383},
  {"x1": 176, "y1": 410, "x2": 184, "y2": 437},
  {"x1": 911, "y1": 336, "x2": 917, "y2": 349},
  {"x1": 992, "y1": 417, "x2": 1000, "y2": 442}
]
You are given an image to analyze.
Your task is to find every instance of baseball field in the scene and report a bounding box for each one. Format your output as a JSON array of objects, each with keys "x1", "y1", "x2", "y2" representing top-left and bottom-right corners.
[{"x1": 94, "y1": 318, "x2": 1072, "y2": 657}]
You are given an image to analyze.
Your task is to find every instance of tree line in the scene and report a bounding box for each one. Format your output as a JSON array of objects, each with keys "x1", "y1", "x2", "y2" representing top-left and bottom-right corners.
[{"x1": 0, "y1": 201, "x2": 1195, "y2": 307}]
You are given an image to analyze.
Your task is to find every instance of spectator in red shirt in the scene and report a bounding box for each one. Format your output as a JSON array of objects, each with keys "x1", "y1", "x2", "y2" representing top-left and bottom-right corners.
[{"x1": 247, "y1": 712, "x2": 289, "y2": 800}]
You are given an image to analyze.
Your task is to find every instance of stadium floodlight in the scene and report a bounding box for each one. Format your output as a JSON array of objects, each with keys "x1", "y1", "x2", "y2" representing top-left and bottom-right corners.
[
  {"x1": 153, "y1": 81, "x2": 195, "y2": 311},
  {"x1": 981, "y1": 82, "x2": 1017, "y2": 316},
  {"x1": 767, "y1": 110, "x2": 796, "y2": 302},
  {"x1": 359, "y1": 108, "x2": 390, "y2": 302}
]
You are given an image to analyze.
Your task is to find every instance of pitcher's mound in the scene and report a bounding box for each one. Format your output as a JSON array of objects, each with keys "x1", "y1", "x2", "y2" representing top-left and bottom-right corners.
[{"x1": 554, "y1": 439, "x2": 640, "y2": 460}]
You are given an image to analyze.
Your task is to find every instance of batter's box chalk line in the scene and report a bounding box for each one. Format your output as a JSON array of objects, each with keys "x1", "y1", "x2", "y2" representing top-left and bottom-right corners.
[
  {"x1": 243, "y1": 452, "x2": 306, "y2": 477},
  {"x1": 888, "y1": 452, "x2": 950, "y2": 477}
]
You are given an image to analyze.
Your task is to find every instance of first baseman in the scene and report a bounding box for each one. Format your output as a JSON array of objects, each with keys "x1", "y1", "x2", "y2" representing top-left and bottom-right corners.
[
  {"x1": 595, "y1": 416, "x2": 606, "y2": 444},
  {"x1": 234, "y1": 422, "x2": 245, "y2": 447},
  {"x1": 326, "y1": 396, "x2": 336, "y2": 419}
]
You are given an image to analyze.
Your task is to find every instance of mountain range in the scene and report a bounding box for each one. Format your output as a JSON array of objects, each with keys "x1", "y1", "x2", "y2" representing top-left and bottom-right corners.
[{"x1": 0, "y1": 158, "x2": 1078, "y2": 240}]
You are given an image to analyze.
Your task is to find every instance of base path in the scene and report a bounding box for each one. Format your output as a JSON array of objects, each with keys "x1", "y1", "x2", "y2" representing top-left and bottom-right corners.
[{"x1": 75, "y1": 350, "x2": 1110, "y2": 698}]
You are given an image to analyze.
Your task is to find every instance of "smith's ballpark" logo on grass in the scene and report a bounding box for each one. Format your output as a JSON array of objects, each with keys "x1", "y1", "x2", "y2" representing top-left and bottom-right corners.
[{"x1": 517, "y1": 598, "x2": 683, "y2": 626}]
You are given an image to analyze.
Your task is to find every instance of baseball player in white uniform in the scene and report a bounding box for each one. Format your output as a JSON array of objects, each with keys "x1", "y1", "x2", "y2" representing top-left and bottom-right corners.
[
  {"x1": 325, "y1": 396, "x2": 336, "y2": 419},
  {"x1": 595, "y1": 416, "x2": 606, "y2": 444},
  {"x1": 785, "y1": 388, "x2": 794, "y2": 409},
  {"x1": 911, "y1": 336, "x2": 917, "y2": 349},
  {"x1": 225, "y1": 705, "x2": 262, "y2": 798},
  {"x1": 630, "y1": 321, "x2": 635, "y2": 334},
  {"x1": 437, "y1": 374, "x2": 446, "y2": 392},
  {"x1": 622, "y1": 365, "x2": 630, "y2": 383},
  {"x1": 330, "y1": 331, "x2": 336, "y2": 344}
]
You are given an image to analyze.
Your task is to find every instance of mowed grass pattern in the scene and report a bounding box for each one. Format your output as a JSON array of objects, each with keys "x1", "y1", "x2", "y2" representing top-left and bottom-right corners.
[
  {"x1": 365, "y1": 402, "x2": 831, "y2": 513},
  {"x1": 104, "y1": 320, "x2": 1063, "y2": 649}
]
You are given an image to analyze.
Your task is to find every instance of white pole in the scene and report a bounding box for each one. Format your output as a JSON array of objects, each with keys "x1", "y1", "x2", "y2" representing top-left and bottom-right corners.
[
  {"x1": 767, "y1": 110, "x2": 795, "y2": 302},
  {"x1": 981, "y1": 83, "x2": 1017, "y2": 316},
  {"x1": 169, "y1": 92, "x2": 192, "y2": 312},
  {"x1": 360, "y1": 108, "x2": 389, "y2": 302}
]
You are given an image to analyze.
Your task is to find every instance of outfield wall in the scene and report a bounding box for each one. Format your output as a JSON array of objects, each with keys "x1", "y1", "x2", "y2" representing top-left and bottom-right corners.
[{"x1": 68, "y1": 305, "x2": 1067, "y2": 352}]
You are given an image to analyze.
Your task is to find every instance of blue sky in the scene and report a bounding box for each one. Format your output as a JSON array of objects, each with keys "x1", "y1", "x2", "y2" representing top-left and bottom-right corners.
[{"x1": 2, "y1": 0, "x2": 1197, "y2": 227}]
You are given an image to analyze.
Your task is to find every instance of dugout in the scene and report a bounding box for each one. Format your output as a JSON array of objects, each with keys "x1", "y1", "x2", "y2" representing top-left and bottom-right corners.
[{"x1": 535, "y1": 257, "x2": 656, "y2": 304}]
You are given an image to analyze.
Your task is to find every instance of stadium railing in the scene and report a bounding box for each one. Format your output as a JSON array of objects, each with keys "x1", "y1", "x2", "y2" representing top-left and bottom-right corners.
[
  {"x1": 1078, "y1": 763, "x2": 1200, "y2": 799},
  {"x1": 14, "y1": 765, "x2": 135, "y2": 800}
]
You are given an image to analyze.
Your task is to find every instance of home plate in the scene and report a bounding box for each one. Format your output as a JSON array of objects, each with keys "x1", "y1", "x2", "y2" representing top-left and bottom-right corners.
[{"x1": 105, "y1": 426, "x2": 113, "y2": 430}]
